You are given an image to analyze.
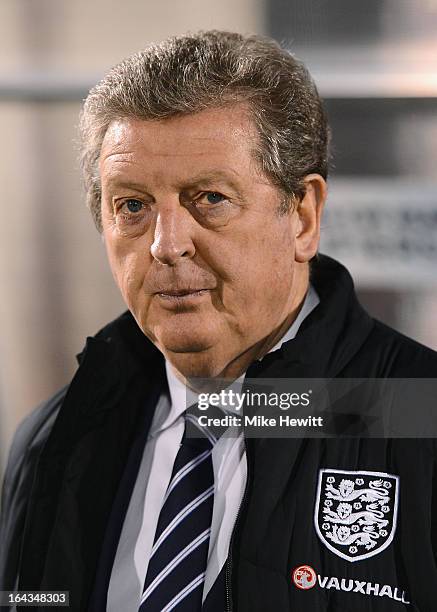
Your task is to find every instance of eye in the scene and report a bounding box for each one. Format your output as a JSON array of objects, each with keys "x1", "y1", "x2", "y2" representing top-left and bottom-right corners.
[
  {"x1": 187, "y1": 189, "x2": 239, "y2": 227},
  {"x1": 194, "y1": 191, "x2": 228, "y2": 208},
  {"x1": 122, "y1": 198, "x2": 144, "y2": 213},
  {"x1": 113, "y1": 196, "x2": 151, "y2": 235},
  {"x1": 205, "y1": 192, "x2": 225, "y2": 205}
]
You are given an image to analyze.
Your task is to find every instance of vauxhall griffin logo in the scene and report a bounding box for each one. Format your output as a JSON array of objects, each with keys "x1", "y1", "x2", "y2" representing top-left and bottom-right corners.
[
  {"x1": 292, "y1": 565, "x2": 317, "y2": 590},
  {"x1": 314, "y1": 469, "x2": 400, "y2": 562}
]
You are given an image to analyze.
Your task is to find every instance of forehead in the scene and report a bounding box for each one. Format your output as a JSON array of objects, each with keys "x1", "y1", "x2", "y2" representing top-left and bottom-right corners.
[{"x1": 99, "y1": 104, "x2": 261, "y2": 183}]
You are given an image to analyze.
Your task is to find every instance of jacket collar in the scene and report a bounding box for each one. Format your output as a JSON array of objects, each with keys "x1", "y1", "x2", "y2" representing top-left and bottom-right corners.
[{"x1": 246, "y1": 254, "x2": 374, "y2": 379}]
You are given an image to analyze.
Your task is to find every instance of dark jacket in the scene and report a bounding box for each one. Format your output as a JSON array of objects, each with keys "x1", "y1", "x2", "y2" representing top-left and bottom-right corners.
[{"x1": 1, "y1": 254, "x2": 437, "y2": 611}]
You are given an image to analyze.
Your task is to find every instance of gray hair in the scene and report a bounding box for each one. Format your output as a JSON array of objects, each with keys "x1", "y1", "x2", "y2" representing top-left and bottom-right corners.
[{"x1": 79, "y1": 30, "x2": 330, "y2": 231}]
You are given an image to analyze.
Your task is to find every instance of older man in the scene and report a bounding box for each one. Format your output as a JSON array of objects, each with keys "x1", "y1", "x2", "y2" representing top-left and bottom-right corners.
[{"x1": 1, "y1": 31, "x2": 437, "y2": 612}]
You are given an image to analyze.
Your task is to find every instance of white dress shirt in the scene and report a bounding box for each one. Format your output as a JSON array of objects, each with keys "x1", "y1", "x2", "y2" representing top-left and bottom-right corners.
[{"x1": 107, "y1": 285, "x2": 319, "y2": 611}]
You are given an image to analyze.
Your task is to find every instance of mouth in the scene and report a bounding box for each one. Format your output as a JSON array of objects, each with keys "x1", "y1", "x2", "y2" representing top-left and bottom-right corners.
[
  {"x1": 157, "y1": 288, "x2": 210, "y2": 298},
  {"x1": 155, "y1": 288, "x2": 212, "y2": 308}
]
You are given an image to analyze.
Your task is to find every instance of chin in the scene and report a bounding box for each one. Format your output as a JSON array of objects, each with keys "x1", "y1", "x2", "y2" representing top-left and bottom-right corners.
[
  {"x1": 145, "y1": 315, "x2": 229, "y2": 377},
  {"x1": 167, "y1": 350, "x2": 225, "y2": 380},
  {"x1": 150, "y1": 321, "x2": 215, "y2": 359}
]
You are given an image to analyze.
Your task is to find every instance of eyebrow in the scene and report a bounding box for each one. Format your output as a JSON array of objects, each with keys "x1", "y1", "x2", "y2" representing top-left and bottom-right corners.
[
  {"x1": 105, "y1": 170, "x2": 242, "y2": 193},
  {"x1": 179, "y1": 170, "x2": 242, "y2": 191},
  {"x1": 105, "y1": 178, "x2": 151, "y2": 193}
]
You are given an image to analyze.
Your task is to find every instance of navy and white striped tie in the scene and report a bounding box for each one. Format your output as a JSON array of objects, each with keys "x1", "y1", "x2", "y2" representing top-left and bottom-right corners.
[{"x1": 139, "y1": 410, "x2": 217, "y2": 611}]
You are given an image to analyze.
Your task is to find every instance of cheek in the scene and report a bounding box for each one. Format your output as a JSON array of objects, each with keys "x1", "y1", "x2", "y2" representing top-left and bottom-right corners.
[
  {"x1": 104, "y1": 234, "x2": 148, "y2": 303},
  {"x1": 226, "y1": 225, "x2": 296, "y2": 314},
  {"x1": 235, "y1": 227, "x2": 296, "y2": 286},
  {"x1": 270, "y1": 236, "x2": 296, "y2": 284},
  {"x1": 261, "y1": 220, "x2": 296, "y2": 274}
]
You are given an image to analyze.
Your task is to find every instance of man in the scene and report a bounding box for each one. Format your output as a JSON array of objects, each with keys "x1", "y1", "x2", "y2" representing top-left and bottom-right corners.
[{"x1": 1, "y1": 31, "x2": 437, "y2": 612}]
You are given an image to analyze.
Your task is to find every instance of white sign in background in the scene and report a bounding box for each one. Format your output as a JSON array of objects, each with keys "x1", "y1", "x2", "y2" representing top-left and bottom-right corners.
[{"x1": 320, "y1": 179, "x2": 437, "y2": 289}]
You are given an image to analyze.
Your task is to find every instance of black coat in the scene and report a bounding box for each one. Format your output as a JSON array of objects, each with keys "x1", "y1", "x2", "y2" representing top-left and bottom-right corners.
[{"x1": 1, "y1": 254, "x2": 437, "y2": 611}]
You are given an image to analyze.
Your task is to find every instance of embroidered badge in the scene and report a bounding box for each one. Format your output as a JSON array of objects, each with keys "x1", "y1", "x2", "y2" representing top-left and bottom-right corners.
[{"x1": 314, "y1": 469, "x2": 399, "y2": 562}]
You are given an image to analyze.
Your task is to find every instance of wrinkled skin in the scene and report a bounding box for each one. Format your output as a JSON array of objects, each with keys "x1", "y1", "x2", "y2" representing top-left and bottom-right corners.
[{"x1": 100, "y1": 104, "x2": 326, "y2": 385}]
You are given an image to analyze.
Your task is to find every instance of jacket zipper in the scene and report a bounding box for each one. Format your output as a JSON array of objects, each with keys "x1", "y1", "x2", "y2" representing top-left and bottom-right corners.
[{"x1": 225, "y1": 432, "x2": 251, "y2": 612}]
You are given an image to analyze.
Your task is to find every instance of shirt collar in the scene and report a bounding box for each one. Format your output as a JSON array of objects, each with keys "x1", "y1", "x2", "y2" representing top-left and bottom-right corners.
[{"x1": 264, "y1": 284, "x2": 319, "y2": 354}]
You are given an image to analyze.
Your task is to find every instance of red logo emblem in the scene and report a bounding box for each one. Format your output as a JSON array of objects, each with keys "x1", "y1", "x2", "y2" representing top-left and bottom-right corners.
[{"x1": 292, "y1": 565, "x2": 317, "y2": 590}]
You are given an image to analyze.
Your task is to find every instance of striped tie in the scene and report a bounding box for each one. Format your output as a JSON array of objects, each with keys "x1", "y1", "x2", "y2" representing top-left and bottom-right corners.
[{"x1": 139, "y1": 410, "x2": 217, "y2": 611}]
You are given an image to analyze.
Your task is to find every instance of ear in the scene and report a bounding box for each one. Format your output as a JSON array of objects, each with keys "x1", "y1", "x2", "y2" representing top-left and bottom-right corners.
[{"x1": 294, "y1": 174, "x2": 327, "y2": 263}]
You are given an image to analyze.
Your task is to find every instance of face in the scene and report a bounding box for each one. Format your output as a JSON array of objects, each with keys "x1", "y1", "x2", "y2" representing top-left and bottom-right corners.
[{"x1": 100, "y1": 105, "x2": 323, "y2": 381}]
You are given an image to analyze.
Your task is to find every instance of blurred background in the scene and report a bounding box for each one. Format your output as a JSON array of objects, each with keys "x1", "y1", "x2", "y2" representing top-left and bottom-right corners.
[{"x1": 0, "y1": 0, "x2": 436, "y2": 472}]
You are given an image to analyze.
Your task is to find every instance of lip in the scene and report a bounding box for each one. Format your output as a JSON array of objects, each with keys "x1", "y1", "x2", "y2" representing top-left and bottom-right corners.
[
  {"x1": 155, "y1": 288, "x2": 212, "y2": 308},
  {"x1": 156, "y1": 288, "x2": 210, "y2": 297}
]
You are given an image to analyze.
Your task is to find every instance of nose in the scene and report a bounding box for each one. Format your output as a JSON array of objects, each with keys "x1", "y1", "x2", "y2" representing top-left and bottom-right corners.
[{"x1": 150, "y1": 204, "x2": 195, "y2": 265}]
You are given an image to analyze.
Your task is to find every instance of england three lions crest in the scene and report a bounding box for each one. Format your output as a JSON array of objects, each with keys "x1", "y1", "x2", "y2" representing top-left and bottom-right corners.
[{"x1": 314, "y1": 469, "x2": 400, "y2": 562}]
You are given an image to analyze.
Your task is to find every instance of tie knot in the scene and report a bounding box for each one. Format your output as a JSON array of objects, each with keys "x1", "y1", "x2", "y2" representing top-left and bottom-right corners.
[{"x1": 183, "y1": 403, "x2": 225, "y2": 450}]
